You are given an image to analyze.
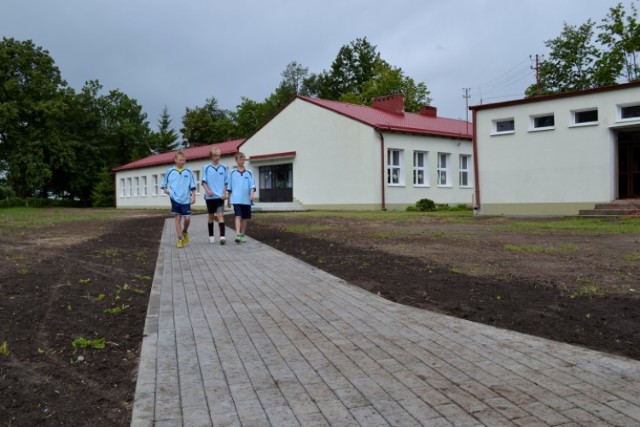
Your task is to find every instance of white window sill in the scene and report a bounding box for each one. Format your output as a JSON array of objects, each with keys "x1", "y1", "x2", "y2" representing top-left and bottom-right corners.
[
  {"x1": 491, "y1": 130, "x2": 515, "y2": 136},
  {"x1": 569, "y1": 122, "x2": 598, "y2": 128},
  {"x1": 528, "y1": 127, "x2": 555, "y2": 132}
]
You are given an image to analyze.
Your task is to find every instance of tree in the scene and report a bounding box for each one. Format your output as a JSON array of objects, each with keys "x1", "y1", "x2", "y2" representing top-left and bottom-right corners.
[
  {"x1": 525, "y1": 21, "x2": 599, "y2": 96},
  {"x1": 302, "y1": 37, "x2": 431, "y2": 111},
  {"x1": 0, "y1": 37, "x2": 70, "y2": 198},
  {"x1": 151, "y1": 106, "x2": 180, "y2": 153},
  {"x1": 304, "y1": 37, "x2": 382, "y2": 100},
  {"x1": 341, "y1": 62, "x2": 431, "y2": 112},
  {"x1": 280, "y1": 61, "x2": 309, "y2": 95},
  {"x1": 181, "y1": 97, "x2": 235, "y2": 146},
  {"x1": 596, "y1": 1, "x2": 640, "y2": 83}
]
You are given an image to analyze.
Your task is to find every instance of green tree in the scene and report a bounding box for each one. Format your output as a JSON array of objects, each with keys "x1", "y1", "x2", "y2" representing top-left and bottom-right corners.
[
  {"x1": 0, "y1": 37, "x2": 70, "y2": 198},
  {"x1": 302, "y1": 37, "x2": 431, "y2": 111},
  {"x1": 181, "y1": 97, "x2": 235, "y2": 146},
  {"x1": 151, "y1": 106, "x2": 180, "y2": 153},
  {"x1": 341, "y1": 62, "x2": 431, "y2": 112},
  {"x1": 596, "y1": 1, "x2": 640, "y2": 83},
  {"x1": 526, "y1": 21, "x2": 599, "y2": 96},
  {"x1": 305, "y1": 37, "x2": 382, "y2": 100},
  {"x1": 91, "y1": 167, "x2": 115, "y2": 207}
]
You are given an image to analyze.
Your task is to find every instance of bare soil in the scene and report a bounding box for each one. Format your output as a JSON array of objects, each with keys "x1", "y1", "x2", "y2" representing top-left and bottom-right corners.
[{"x1": 1, "y1": 210, "x2": 639, "y2": 426}]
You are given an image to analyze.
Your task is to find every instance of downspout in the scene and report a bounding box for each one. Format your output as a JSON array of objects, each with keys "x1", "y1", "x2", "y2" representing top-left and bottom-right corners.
[
  {"x1": 471, "y1": 109, "x2": 481, "y2": 212},
  {"x1": 378, "y1": 131, "x2": 387, "y2": 211}
]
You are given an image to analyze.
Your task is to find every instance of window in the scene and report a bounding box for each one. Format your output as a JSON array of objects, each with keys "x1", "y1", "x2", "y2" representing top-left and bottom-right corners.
[
  {"x1": 387, "y1": 149, "x2": 403, "y2": 185},
  {"x1": 134, "y1": 177, "x2": 139, "y2": 196},
  {"x1": 141, "y1": 176, "x2": 147, "y2": 196},
  {"x1": 459, "y1": 155, "x2": 472, "y2": 188},
  {"x1": 437, "y1": 153, "x2": 451, "y2": 187},
  {"x1": 152, "y1": 175, "x2": 159, "y2": 195},
  {"x1": 572, "y1": 109, "x2": 598, "y2": 125},
  {"x1": 620, "y1": 104, "x2": 640, "y2": 120},
  {"x1": 531, "y1": 114, "x2": 555, "y2": 130},
  {"x1": 492, "y1": 118, "x2": 515, "y2": 134},
  {"x1": 193, "y1": 170, "x2": 201, "y2": 194},
  {"x1": 126, "y1": 178, "x2": 132, "y2": 196},
  {"x1": 119, "y1": 178, "x2": 125, "y2": 197},
  {"x1": 160, "y1": 173, "x2": 166, "y2": 195},
  {"x1": 413, "y1": 151, "x2": 429, "y2": 186}
]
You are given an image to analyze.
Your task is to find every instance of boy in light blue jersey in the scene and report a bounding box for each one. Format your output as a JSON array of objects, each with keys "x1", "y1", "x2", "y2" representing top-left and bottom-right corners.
[
  {"x1": 161, "y1": 151, "x2": 196, "y2": 248},
  {"x1": 201, "y1": 146, "x2": 228, "y2": 244},
  {"x1": 227, "y1": 152, "x2": 255, "y2": 243}
]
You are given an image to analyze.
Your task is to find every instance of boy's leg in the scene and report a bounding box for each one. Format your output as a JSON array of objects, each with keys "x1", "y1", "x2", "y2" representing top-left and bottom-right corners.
[
  {"x1": 174, "y1": 214, "x2": 184, "y2": 248},
  {"x1": 234, "y1": 215, "x2": 242, "y2": 242},
  {"x1": 206, "y1": 200, "x2": 216, "y2": 242},
  {"x1": 216, "y1": 210, "x2": 226, "y2": 244},
  {"x1": 183, "y1": 216, "x2": 191, "y2": 237}
]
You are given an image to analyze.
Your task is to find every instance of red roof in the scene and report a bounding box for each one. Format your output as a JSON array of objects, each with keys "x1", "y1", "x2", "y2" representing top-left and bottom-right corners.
[
  {"x1": 299, "y1": 96, "x2": 472, "y2": 139},
  {"x1": 113, "y1": 139, "x2": 244, "y2": 172}
]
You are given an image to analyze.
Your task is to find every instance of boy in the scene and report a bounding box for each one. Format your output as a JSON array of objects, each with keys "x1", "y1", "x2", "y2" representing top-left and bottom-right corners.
[
  {"x1": 201, "y1": 146, "x2": 228, "y2": 244},
  {"x1": 227, "y1": 152, "x2": 256, "y2": 243},
  {"x1": 161, "y1": 151, "x2": 196, "y2": 248}
]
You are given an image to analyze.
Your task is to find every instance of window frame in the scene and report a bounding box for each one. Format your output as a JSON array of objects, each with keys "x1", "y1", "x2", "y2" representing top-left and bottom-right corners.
[
  {"x1": 152, "y1": 175, "x2": 159, "y2": 195},
  {"x1": 193, "y1": 170, "x2": 201, "y2": 194},
  {"x1": 437, "y1": 152, "x2": 451, "y2": 187},
  {"x1": 618, "y1": 103, "x2": 640, "y2": 121},
  {"x1": 119, "y1": 178, "x2": 125, "y2": 197},
  {"x1": 529, "y1": 113, "x2": 555, "y2": 131},
  {"x1": 387, "y1": 149, "x2": 404, "y2": 186},
  {"x1": 570, "y1": 108, "x2": 598, "y2": 127},
  {"x1": 459, "y1": 154, "x2": 472, "y2": 188},
  {"x1": 126, "y1": 177, "x2": 132, "y2": 197},
  {"x1": 412, "y1": 150, "x2": 429, "y2": 187},
  {"x1": 492, "y1": 118, "x2": 515, "y2": 135}
]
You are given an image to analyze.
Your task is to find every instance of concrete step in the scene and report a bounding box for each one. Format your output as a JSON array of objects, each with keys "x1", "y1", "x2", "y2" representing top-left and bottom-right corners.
[
  {"x1": 579, "y1": 200, "x2": 640, "y2": 217},
  {"x1": 252, "y1": 202, "x2": 307, "y2": 212}
]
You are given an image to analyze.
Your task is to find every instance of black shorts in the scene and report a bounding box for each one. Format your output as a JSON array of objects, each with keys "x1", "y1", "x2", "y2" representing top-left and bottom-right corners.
[
  {"x1": 205, "y1": 198, "x2": 225, "y2": 214},
  {"x1": 233, "y1": 204, "x2": 252, "y2": 219}
]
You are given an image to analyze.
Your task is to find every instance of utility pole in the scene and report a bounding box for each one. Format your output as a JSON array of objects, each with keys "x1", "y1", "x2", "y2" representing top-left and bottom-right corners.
[
  {"x1": 530, "y1": 54, "x2": 542, "y2": 96},
  {"x1": 462, "y1": 88, "x2": 471, "y2": 134}
]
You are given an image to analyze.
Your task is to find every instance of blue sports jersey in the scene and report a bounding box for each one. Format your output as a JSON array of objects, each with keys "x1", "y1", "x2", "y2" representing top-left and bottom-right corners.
[
  {"x1": 201, "y1": 163, "x2": 228, "y2": 200},
  {"x1": 228, "y1": 168, "x2": 256, "y2": 205},
  {"x1": 161, "y1": 166, "x2": 196, "y2": 205}
]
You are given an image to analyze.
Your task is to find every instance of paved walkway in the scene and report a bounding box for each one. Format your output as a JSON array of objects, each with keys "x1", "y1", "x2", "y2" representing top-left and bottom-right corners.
[{"x1": 131, "y1": 215, "x2": 640, "y2": 427}]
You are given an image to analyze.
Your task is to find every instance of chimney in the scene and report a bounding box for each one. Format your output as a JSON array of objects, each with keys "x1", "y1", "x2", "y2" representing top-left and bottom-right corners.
[
  {"x1": 419, "y1": 105, "x2": 437, "y2": 117},
  {"x1": 372, "y1": 93, "x2": 405, "y2": 114}
]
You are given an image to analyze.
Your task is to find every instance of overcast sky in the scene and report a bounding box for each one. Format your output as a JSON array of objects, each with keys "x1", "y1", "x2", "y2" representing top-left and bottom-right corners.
[{"x1": 1, "y1": 0, "x2": 627, "y2": 132}]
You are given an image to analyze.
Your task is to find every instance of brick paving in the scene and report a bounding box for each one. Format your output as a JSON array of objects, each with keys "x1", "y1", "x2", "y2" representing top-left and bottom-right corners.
[{"x1": 131, "y1": 215, "x2": 640, "y2": 426}]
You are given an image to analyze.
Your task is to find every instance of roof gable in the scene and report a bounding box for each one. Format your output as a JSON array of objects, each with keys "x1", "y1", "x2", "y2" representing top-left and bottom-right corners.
[
  {"x1": 113, "y1": 139, "x2": 244, "y2": 172},
  {"x1": 298, "y1": 96, "x2": 472, "y2": 139}
]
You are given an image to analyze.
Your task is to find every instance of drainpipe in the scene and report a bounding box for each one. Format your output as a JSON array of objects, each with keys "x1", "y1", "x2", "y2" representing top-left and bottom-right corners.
[
  {"x1": 471, "y1": 109, "x2": 481, "y2": 211},
  {"x1": 378, "y1": 131, "x2": 387, "y2": 211}
]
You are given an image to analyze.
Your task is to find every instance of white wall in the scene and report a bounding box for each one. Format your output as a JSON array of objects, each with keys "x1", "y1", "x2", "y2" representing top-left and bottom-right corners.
[
  {"x1": 475, "y1": 85, "x2": 640, "y2": 214},
  {"x1": 383, "y1": 133, "x2": 474, "y2": 207},
  {"x1": 242, "y1": 98, "x2": 381, "y2": 208}
]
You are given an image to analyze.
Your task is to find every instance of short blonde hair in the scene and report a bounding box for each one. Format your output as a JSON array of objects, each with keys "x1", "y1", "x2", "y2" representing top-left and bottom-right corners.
[
  {"x1": 235, "y1": 152, "x2": 246, "y2": 160},
  {"x1": 210, "y1": 147, "x2": 221, "y2": 158},
  {"x1": 174, "y1": 150, "x2": 186, "y2": 159}
]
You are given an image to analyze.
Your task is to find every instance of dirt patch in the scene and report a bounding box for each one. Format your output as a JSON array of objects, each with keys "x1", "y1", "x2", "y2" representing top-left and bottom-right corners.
[
  {"x1": 0, "y1": 211, "x2": 167, "y2": 427},
  {"x1": 246, "y1": 213, "x2": 640, "y2": 361}
]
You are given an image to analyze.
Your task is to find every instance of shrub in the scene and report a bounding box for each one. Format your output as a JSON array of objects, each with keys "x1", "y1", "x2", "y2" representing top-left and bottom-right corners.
[{"x1": 415, "y1": 198, "x2": 436, "y2": 212}]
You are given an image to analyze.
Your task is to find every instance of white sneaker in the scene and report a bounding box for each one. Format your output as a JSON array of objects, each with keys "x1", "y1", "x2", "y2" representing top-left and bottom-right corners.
[
  {"x1": 209, "y1": 236, "x2": 215, "y2": 243},
  {"x1": 219, "y1": 236, "x2": 226, "y2": 245}
]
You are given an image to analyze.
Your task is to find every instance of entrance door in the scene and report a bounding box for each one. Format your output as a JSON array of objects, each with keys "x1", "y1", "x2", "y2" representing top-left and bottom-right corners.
[
  {"x1": 259, "y1": 164, "x2": 293, "y2": 202},
  {"x1": 618, "y1": 132, "x2": 640, "y2": 198}
]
